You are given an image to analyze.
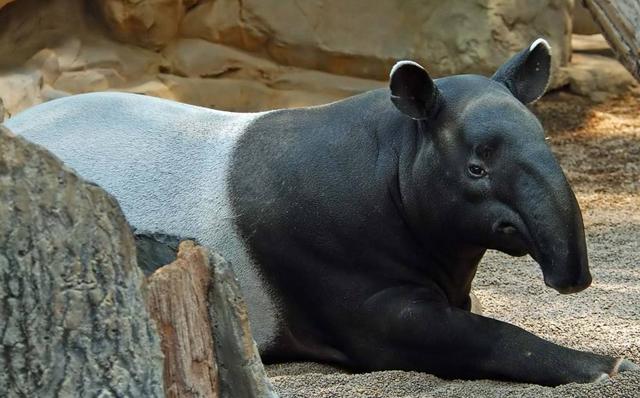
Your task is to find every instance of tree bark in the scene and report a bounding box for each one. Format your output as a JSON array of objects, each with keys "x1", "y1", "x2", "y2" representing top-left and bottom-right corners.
[
  {"x1": 143, "y1": 241, "x2": 219, "y2": 398},
  {"x1": 0, "y1": 126, "x2": 164, "y2": 397},
  {"x1": 582, "y1": 0, "x2": 640, "y2": 82}
]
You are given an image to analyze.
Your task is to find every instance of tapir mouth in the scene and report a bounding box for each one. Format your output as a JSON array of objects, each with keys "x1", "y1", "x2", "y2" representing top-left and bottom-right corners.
[
  {"x1": 530, "y1": 249, "x2": 592, "y2": 294},
  {"x1": 528, "y1": 234, "x2": 592, "y2": 295},
  {"x1": 491, "y1": 219, "x2": 531, "y2": 257},
  {"x1": 544, "y1": 276, "x2": 592, "y2": 294},
  {"x1": 493, "y1": 216, "x2": 591, "y2": 295}
]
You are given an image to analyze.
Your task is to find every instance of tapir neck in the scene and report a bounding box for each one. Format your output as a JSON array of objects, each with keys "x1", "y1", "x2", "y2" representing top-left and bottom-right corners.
[
  {"x1": 425, "y1": 243, "x2": 486, "y2": 307},
  {"x1": 391, "y1": 118, "x2": 486, "y2": 307}
]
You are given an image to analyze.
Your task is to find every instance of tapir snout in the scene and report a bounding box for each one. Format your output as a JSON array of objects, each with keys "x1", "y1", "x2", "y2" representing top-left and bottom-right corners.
[{"x1": 514, "y1": 147, "x2": 591, "y2": 294}]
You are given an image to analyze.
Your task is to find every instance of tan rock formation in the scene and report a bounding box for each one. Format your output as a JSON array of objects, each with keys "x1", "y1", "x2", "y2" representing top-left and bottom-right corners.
[
  {"x1": 162, "y1": 38, "x2": 281, "y2": 79},
  {"x1": 0, "y1": 0, "x2": 632, "y2": 120},
  {"x1": 95, "y1": 0, "x2": 188, "y2": 49},
  {"x1": 0, "y1": 68, "x2": 43, "y2": 118},
  {"x1": 181, "y1": 0, "x2": 574, "y2": 81},
  {"x1": 565, "y1": 53, "x2": 638, "y2": 101}
]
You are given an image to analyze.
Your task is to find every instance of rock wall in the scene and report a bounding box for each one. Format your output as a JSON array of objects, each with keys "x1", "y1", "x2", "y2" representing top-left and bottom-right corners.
[
  {"x1": 180, "y1": 0, "x2": 573, "y2": 81},
  {"x1": 0, "y1": 0, "x2": 575, "y2": 118}
]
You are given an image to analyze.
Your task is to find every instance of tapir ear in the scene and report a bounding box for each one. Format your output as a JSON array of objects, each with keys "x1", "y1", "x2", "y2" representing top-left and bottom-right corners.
[
  {"x1": 389, "y1": 61, "x2": 439, "y2": 120},
  {"x1": 492, "y1": 38, "x2": 551, "y2": 104}
]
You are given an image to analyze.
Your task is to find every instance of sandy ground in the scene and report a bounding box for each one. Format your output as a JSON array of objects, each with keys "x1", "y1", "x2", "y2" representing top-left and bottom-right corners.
[{"x1": 266, "y1": 91, "x2": 640, "y2": 397}]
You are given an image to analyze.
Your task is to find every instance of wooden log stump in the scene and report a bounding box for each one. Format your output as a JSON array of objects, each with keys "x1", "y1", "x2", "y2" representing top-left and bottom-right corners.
[
  {"x1": 0, "y1": 126, "x2": 164, "y2": 397},
  {"x1": 142, "y1": 239, "x2": 278, "y2": 398},
  {"x1": 143, "y1": 241, "x2": 219, "y2": 398}
]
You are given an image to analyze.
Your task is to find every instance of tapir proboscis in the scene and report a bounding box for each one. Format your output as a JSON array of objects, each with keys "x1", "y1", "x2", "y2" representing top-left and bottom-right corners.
[{"x1": 6, "y1": 38, "x2": 638, "y2": 385}]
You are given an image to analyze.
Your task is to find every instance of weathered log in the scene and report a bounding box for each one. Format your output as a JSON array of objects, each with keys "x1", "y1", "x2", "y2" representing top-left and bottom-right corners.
[
  {"x1": 143, "y1": 241, "x2": 219, "y2": 398},
  {"x1": 582, "y1": 0, "x2": 640, "y2": 82},
  {"x1": 0, "y1": 126, "x2": 164, "y2": 397},
  {"x1": 140, "y1": 236, "x2": 278, "y2": 398}
]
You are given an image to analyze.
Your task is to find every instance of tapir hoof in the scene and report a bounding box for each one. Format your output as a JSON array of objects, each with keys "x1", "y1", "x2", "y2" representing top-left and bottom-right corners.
[
  {"x1": 615, "y1": 359, "x2": 640, "y2": 374},
  {"x1": 594, "y1": 359, "x2": 640, "y2": 382}
]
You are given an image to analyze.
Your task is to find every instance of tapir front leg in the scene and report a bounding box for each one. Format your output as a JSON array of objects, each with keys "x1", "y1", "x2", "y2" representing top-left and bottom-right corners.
[{"x1": 350, "y1": 286, "x2": 635, "y2": 386}]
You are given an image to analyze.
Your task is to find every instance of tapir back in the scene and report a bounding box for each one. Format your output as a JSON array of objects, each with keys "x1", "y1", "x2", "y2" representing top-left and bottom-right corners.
[{"x1": 4, "y1": 92, "x2": 280, "y2": 349}]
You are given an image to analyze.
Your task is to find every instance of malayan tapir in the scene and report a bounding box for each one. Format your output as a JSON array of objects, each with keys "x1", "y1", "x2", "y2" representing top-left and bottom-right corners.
[{"x1": 5, "y1": 38, "x2": 638, "y2": 386}]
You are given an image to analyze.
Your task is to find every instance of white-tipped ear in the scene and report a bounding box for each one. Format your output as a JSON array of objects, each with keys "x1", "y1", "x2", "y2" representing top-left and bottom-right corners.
[
  {"x1": 529, "y1": 38, "x2": 551, "y2": 53},
  {"x1": 492, "y1": 38, "x2": 552, "y2": 104},
  {"x1": 390, "y1": 60, "x2": 425, "y2": 78},
  {"x1": 389, "y1": 60, "x2": 439, "y2": 120}
]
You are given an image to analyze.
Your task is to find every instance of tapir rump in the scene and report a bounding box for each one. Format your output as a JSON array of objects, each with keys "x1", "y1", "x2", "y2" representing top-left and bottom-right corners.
[{"x1": 6, "y1": 38, "x2": 638, "y2": 385}]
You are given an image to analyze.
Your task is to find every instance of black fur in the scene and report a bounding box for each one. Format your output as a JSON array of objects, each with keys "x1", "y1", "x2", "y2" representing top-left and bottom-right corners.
[{"x1": 226, "y1": 40, "x2": 631, "y2": 385}]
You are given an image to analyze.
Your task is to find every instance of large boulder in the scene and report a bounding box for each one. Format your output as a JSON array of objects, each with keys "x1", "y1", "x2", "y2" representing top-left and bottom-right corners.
[
  {"x1": 0, "y1": 0, "x2": 633, "y2": 117},
  {"x1": 181, "y1": 0, "x2": 573, "y2": 81},
  {"x1": 0, "y1": 126, "x2": 164, "y2": 396},
  {"x1": 162, "y1": 38, "x2": 281, "y2": 79}
]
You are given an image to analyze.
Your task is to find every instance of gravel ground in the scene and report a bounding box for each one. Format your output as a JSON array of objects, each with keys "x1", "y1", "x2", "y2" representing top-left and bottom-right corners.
[{"x1": 266, "y1": 91, "x2": 640, "y2": 397}]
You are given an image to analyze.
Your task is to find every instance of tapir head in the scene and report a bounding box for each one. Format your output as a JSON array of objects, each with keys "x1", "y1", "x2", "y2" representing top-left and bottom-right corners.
[{"x1": 390, "y1": 39, "x2": 591, "y2": 294}]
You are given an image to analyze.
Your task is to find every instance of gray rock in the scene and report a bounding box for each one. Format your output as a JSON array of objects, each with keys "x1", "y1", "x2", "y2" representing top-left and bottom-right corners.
[
  {"x1": 208, "y1": 252, "x2": 279, "y2": 398},
  {"x1": 0, "y1": 126, "x2": 164, "y2": 397}
]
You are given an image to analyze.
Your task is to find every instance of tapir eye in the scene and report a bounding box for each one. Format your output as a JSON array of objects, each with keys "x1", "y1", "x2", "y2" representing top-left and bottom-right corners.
[{"x1": 468, "y1": 164, "x2": 487, "y2": 178}]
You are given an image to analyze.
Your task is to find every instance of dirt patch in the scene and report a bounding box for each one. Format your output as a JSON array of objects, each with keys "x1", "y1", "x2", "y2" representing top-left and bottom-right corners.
[
  {"x1": 536, "y1": 91, "x2": 640, "y2": 194},
  {"x1": 267, "y1": 91, "x2": 640, "y2": 397}
]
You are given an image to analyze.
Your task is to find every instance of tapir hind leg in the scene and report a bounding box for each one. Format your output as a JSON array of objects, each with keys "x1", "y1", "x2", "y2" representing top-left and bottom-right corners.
[{"x1": 348, "y1": 286, "x2": 637, "y2": 386}]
